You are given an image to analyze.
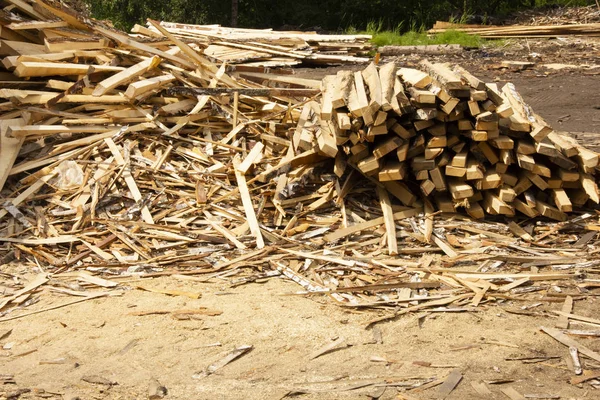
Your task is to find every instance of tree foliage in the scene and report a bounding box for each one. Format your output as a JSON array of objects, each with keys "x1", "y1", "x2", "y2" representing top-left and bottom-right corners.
[
  {"x1": 82, "y1": 0, "x2": 594, "y2": 32},
  {"x1": 84, "y1": 0, "x2": 211, "y2": 30}
]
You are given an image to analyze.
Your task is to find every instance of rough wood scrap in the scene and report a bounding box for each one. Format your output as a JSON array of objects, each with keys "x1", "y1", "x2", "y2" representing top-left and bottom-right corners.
[
  {"x1": 0, "y1": 1, "x2": 599, "y2": 338},
  {"x1": 509, "y1": 5, "x2": 600, "y2": 26},
  {"x1": 296, "y1": 59, "x2": 600, "y2": 221},
  {"x1": 378, "y1": 44, "x2": 463, "y2": 56},
  {"x1": 429, "y1": 20, "x2": 600, "y2": 38},
  {"x1": 135, "y1": 21, "x2": 372, "y2": 67}
]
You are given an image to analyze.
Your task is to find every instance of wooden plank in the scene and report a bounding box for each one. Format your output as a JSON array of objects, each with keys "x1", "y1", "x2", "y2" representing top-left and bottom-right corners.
[
  {"x1": 0, "y1": 118, "x2": 25, "y2": 192},
  {"x1": 125, "y1": 73, "x2": 175, "y2": 98},
  {"x1": 536, "y1": 200, "x2": 567, "y2": 222},
  {"x1": 553, "y1": 311, "x2": 600, "y2": 327},
  {"x1": 93, "y1": 56, "x2": 161, "y2": 96},
  {"x1": 0, "y1": 236, "x2": 80, "y2": 245},
  {"x1": 378, "y1": 186, "x2": 398, "y2": 255},
  {"x1": 378, "y1": 61, "x2": 396, "y2": 111},
  {"x1": 454, "y1": 65, "x2": 484, "y2": 90},
  {"x1": 383, "y1": 181, "x2": 417, "y2": 206},
  {"x1": 169, "y1": 86, "x2": 319, "y2": 97},
  {"x1": 324, "y1": 207, "x2": 422, "y2": 242},
  {"x1": 483, "y1": 192, "x2": 513, "y2": 215},
  {"x1": 465, "y1": 201, "x2": 485, "y2": 219},
  {"x1": 32, "y1": 0, "x2": 91, "y2": 31},
  {"x1": 547, "y1": 131, "x2": 578, "y2": 157},
  {"x1": 331, "y1": 70, "x2": 353, "y2": 109},
  {"x1": 8, "y1": 125, "x2": 113, "y2": 138},
  {"x1": 446, "y1": 165, "x2": 466, "y2": 177},
  {"x1": 14, "y1": 61, "x2": 124, "y2": 77},
  {"x1": 362, "y1": 62, "x2": 382, "y2": 113},
  {"x1": 498, "y1": 186, "x2": 516, "y2": 202},
  {"x1": 409, "y1": 87, "x2": 436, "y2": 104},
  {"x1": 379, "y1": 161, "x2": 406, "y2": 181},
  {"x1": 237, "y1": 71, "x2": 321, "y2": 89},
  {"x1": 233, "y1": 157, "x2": 265, "y2": 249},
  {"x1": 391, "y1": 76, "x2": 411, "y2": 115},
  {"x1": 0, "y1": 40, "x2": 46, "y2": 56},
  {"x1": 508, "y1": 221, "x2": 533, "y2": 242},
  {"x1": 580, "y1": 173, "x2": 599, "y2": 203},
  {"x1": 105, "y1": 138, "x2": 154, "y2": 224},
  {"x1": 45, "y1": 38, "x2": 110, "y2": 53},
  {"x1": 500, "y1": 387, "x2": 526, "y2": 400},
  {"x1": 353, "y1": 70, "x2": 371, "y2": 123},
  {"x1": 555, "y1": 296, "x2": 574, "y2": 329},
  {"x1": 513, "y1": 198, "x2": 539, "y2": 218},
  {"x1": 577, "y1": 146, "x2": 599, "y2": 169},
  {"x1": 448, "y1": 180, "x2": 473, "y2": 200},
  {"x1": 373, "y1": 136, "x2": 402, "y2": 159},
  {"x1": 7, "y1": 20, "x2": 69, "y2": 30},
  {"x1": 236, "y1": 142, "x2": 264, "y2": 174},
  {"x1": 541, "y1": 326, "x2": 600, "y2": 363},
  {"x1": 437, "y1": 369, "x2": 463, "y2": 399},
  {"x1": 552, "y1": 189, "x2": 572, "y2": 212},
  {"x1": 419, "y1": 60, "x2": 466, "y2": 90},
  {"x1": 94, "y1": 26, "x2": 197, "y2": 71},
  {"x1": 146, "y1": 19, "x2": 230, "y2": 82},
  {"x1": 316, "y1": 119, "x2": 338, "y2": 158},
  {"x1": 523, "y1": 170, "x2": 548, "y2": 190},
  {"x1": 357, "y1": 156, "x2": 380, "y2": 175},
  {"x1": 421, "y1": 179, "x2": 436, "y2": 196},
  {"x1": 429, "y1": 167, "x2": 447, "y2": 191},
  {"x1": 380, "y1": 44, "x2": 462, "y2": 56},
  {"x1": 397, "y1": 67, "x2": 431, "y2": 88},
  {"x1": 320, "y1": 75, "x2": 335, "y2": 120}
]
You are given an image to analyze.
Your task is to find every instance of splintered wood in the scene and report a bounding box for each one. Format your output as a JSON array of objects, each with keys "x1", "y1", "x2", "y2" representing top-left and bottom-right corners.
[
  {"x1": 429, "y1": 20, "x2": 600, "y2": 39},
  {"x1": 134, "y1": 21, "x2": 372, "y2": 67},
  {"x1": 312, "y1": 60, "x2": 600, "y2": 221},
  {"x1": 0, "y1": 0, "x2": 600, "y2": 337}
]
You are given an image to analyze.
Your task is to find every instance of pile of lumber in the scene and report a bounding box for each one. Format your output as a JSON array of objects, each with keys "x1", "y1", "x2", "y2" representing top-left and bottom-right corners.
[
  {"x1": 428, "y1": 21, "x2": 600, "y2": 38},
  {"x1": 133, "y1": 22, "x2": 372, "y2": 67},
  {"x1": 1, "y1": 1, "x2": 600, "y2": 325},
  {"x1": 299, "y1": 59, "x2": 600, "y2": 226},
  {"x1": 509, "y1": 5, "x2": 600, "y2": 26}
]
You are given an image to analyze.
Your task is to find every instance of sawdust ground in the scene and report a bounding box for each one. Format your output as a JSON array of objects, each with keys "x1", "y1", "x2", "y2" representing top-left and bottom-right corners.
[{"x1": 1, "y1": 275, "x2": 599, "y2": 399}]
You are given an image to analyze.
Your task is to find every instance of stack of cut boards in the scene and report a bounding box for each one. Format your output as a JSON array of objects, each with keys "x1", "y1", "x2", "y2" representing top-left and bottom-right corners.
[
  {"x1": 134, "y1": 21, "x2": 372, "y2": 67},
  {"x1": 296, "y1": 60, "x2": 600, "y2": 221},
  {"x1": 429, "y1": 21, "x2": 600, "y2": 38}
]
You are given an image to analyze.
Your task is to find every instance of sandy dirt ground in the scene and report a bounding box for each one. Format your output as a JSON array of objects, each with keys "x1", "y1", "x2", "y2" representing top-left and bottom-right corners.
[
  {"x1": 3, "y1": 273, "x2": 600, "y2": 400},
  {"x1": 1, "y1": 38, "x2": 600, "y2": 400}
]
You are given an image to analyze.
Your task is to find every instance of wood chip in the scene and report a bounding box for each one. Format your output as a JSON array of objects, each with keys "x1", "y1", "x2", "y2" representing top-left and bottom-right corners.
[
  {"x1": 437, "y1": 369, "x2": 463, "y2": 399},
  {"x1": 193, "y1": 345, "x2": 253, "y2": 378}
]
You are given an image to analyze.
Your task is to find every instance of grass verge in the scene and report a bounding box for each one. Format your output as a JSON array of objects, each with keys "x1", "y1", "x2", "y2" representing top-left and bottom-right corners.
[{"x1": 370, "y1": 29, "x2": 486, "y2": 48}]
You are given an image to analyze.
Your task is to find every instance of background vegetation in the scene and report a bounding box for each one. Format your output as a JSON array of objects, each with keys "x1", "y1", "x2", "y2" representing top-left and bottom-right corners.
[{"x1": 79, "y1": 0, "x2": 594, "y2": 33}]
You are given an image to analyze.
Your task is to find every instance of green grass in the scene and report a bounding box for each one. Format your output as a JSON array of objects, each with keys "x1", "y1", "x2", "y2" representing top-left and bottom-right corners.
[
  {"x1": 369, "y1": 29, "x2": 486, "y2": 48},
  {"x1": 352, "y1": 19, "x2": 488, "y2": 49}
]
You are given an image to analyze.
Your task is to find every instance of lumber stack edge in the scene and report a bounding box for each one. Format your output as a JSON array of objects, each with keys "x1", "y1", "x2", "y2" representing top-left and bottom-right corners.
[{"x1": 294, "y1": 60, "x2": 600, "y2": 222}]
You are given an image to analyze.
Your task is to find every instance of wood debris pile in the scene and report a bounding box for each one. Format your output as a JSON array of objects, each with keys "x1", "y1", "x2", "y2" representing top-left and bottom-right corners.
[
  {"x1": 429, "y1": 20, "x2": 600, "y2": 38},
  {"x1": 0, "y1": 1, "x2": 600, "y2": 331},
  {"x1": 508, "y1": 5, "x2": 600, "y2": 26},
  {"x1": 307, "y1": 60, "x2": 600, "y2": 224},
  {"x1": 132, "y1": 21, "x2": 372, "y2": 68}
]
